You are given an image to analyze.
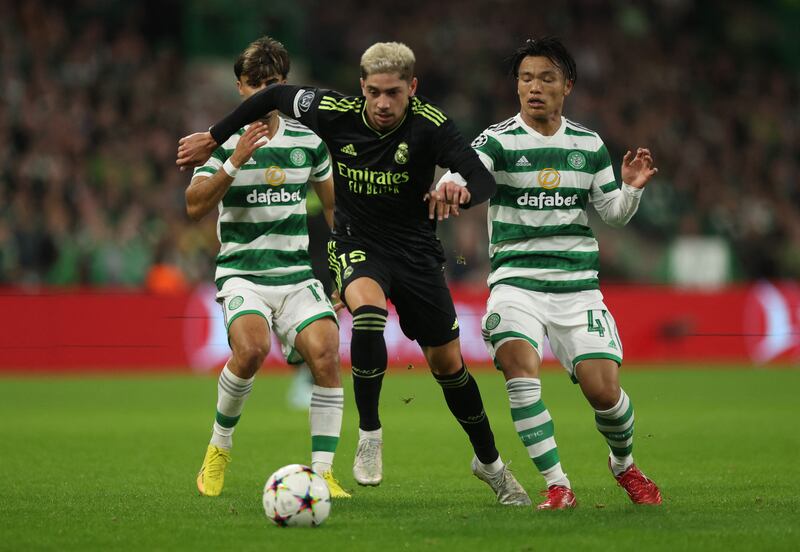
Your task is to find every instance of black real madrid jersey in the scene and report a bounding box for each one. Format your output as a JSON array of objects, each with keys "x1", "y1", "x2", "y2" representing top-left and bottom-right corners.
[{"x1": 210, "y1": 84, "x2": 496, "y2": 264}]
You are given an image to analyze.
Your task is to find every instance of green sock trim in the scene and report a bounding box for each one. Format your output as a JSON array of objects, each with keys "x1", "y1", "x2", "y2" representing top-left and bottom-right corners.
[
  {"x1": 610, "y1": 445, "x2": 633, "y2": 457},
  {"x1": 601, "y1": 426, "x2": 634, "y2": 442},
  {"x1": 215, "y1": 411, "x2": 241, "y2": 428},
  {"x1": 595, "y1": 401, "x2": 634, "y2": 425},
  {"x1": 532, "y1": 448, "x2": 561, "y2": 472},
  {"x1": 511, "y1": 400, "x2": 546, "y2": 421},
  {"x1": 311, "y1": 435, "x2": 340, "y2": 453}
]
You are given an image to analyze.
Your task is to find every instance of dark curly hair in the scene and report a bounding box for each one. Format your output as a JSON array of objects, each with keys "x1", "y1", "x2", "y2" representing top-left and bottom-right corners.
[{"x1": 234, "y1": 36, "x2": 290, "y2": 87}]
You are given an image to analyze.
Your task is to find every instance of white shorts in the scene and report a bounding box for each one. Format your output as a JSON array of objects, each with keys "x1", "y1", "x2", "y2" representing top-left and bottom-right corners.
[
  {"x1": 217, "y1": 277, "x2": 337, "y2": 363},
  {"x1": 481, "y1": 285, "x2": 623, "y2": 382}
]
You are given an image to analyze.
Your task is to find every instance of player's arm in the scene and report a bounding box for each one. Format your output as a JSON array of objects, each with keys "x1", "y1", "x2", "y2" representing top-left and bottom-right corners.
[
  {"x1": 308, "y1": 143, "x2": 334, "y2": 228},
  {"x1": 311, "y1": 175, "x2": 335, "y2": 229},
  {"x1": 185, "y1": 122, "x2": 271, "y2": 221},
  {"x1": 177, "y1": 84, "x2": 318, "y2": 169},
  {"x1": 430, "y1": 130, "x2": 497, "y2": 220},
  {"x1": 433, "y1": 120, "x2": 497, "y2": 209},
  {"x1": 592, "y1": 146, "x2": 658, "y2": 227},
  {"x1": 309, "y1": 168, "x2": 341, "y2": 312}
]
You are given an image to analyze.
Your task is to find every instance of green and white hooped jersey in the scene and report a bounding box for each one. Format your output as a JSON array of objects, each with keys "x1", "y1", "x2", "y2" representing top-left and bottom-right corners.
[
  {"x1": 474, "y1": 115, "x2": 620, "y2": 293},
  {"x1": 192, "y1": 117, "x2": 332, "y2": 290}
]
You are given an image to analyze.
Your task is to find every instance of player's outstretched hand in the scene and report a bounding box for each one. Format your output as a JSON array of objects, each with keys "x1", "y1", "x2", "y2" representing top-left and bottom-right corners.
[
  {"x1": 230, "y1": 122, "x2": 271, "y2": 167},
  {"x1": 426, "y1": 181, "x2": 471, "y2": 221},
  {"x1": 177, "y1": 131, "x2": 219, "y2": 171},
  {"x1": 621, "y1": 147, "x2": 658, "y2": 189}
]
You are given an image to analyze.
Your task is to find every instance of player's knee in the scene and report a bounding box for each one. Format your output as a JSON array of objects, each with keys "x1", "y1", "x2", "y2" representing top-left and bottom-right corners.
[
  {"x1": 305, "y1": 346, "x2": 340, "y2": 384},
  {"x1": 232, "y1": 341, "x2": 269, "y2": 371},
  {"x1": 313, "y1": 363, "x2": 341, "y2": 387},
  {"x1": 425, "y1": 344, "x2": 462, "y2": 376},
  {"x1": 498, "y1": 355, "x2": 538, "y2": 379},
  {"x1": 587, "y1": 383, "x2": 621, "y2": 410},
  {"x1": 495, "y1": 339, "x2": 540, "y2": 379},
  {"x1": 314, "y1": 347, "x2": 340, "y2": 373}
]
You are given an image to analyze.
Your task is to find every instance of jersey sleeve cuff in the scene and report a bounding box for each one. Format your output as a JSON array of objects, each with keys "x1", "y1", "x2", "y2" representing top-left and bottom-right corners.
[{"x1": 621, "y1": 182, "x2": 644, "y2": 196}]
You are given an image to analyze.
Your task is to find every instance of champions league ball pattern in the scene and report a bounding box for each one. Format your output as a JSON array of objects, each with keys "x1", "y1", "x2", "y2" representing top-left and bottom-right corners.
[{"x1": 262, "y1": 464, "x2": 331, "y2": 527}]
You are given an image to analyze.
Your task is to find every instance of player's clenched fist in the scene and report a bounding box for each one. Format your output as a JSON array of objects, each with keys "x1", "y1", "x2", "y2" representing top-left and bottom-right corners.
[{"x1": 176, "y1": 131, "x2": 218, "y2": 170}]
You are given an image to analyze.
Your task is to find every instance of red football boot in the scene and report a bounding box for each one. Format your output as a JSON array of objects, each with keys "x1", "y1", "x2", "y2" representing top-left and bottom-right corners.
[
  {"x1": 536, "y1": 485, "x2": 577, "y2": 510},
  {"x1": 611, "y1": 461, "x2": 662, "y2": 505}
]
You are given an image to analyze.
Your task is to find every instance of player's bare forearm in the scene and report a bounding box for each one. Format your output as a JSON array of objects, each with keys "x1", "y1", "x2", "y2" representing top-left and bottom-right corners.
[
  {"x1": 312, "y1": 177, "x2": 335, "y2": 229},
  {"x1": 185, "y1": 172, "x2": 233, "y2": 221},
  {"x1": 185, "y1": 122, "x2": 272, "y2": 220},
  {"x1": 322, "y1": 208, "x2": 334, "y2": 230}
]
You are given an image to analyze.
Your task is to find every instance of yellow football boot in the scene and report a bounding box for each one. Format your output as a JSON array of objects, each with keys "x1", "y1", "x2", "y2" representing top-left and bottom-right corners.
[
  {"x1": 196, "y1": 445, "x2": 231, "y2": 496},
  {"x1": 322, "y1": 470, "x2": 351, "y2": 499}
]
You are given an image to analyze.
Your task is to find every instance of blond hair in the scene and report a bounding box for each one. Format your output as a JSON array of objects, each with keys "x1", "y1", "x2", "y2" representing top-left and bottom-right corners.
[{"x1": 360, "y1": 42, "x2": 415, "y2": 81}]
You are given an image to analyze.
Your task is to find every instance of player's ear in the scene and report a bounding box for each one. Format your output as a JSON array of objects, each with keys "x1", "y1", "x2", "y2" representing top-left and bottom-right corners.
[
  {"x1": 236, "y1": 80, "x2": 244, "y2": 97},
  {"x1": 564, "y1": 79, "x2": 573, "y2": 97},
  {"x1": 408, "y1": 76, "x2": 418, "y2": 97},
  {"x1": 360, "y1": 78, "x2": 367, "y2": 95}
]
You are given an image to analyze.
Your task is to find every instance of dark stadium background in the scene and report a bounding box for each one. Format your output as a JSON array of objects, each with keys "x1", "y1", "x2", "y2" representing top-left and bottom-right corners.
[
  {"x1": 1, "y1": 0, "x2": 798, "y2": 368},
  {"x1": 2, "y1": 3, "x2": 799, "y2": 550}
]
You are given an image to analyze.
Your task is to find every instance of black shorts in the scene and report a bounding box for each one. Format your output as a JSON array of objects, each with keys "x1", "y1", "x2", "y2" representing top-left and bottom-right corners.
[{"x1": 327, "y1": 237, "x2": 459, "y2": 347}]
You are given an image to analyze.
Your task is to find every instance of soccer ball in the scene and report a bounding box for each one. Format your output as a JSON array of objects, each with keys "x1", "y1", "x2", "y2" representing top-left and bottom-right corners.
[{"x1": 262, "y1": 464, "x2": 331, "y2": 527}]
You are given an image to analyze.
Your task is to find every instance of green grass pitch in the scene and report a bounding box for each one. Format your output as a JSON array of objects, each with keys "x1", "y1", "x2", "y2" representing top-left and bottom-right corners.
[{"x1": 2, "y1": 367, "x2": 798, "y2": 551}]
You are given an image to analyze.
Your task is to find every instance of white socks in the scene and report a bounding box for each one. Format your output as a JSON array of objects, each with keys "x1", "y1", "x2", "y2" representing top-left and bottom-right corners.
[
  {"x1": 210, "y1": 363, "x2": 254, "y2": 449},
  {"x1": 310, "y1": 385, "x2": 344, "y2": 474}
]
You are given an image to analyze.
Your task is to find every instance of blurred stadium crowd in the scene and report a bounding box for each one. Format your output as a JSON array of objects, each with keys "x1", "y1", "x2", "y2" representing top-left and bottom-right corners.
[{"x1": 1, "y1": 0, "x2": 798, "y2": 290}]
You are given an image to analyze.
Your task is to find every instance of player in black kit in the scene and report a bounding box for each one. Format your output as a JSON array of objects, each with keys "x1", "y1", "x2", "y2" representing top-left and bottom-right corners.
[{"x1": 177, "y1": 42, "x2": 530, "y2": 505}]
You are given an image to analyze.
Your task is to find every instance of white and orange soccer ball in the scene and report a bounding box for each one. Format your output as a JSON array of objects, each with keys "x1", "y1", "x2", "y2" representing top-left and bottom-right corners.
[{"x1": 262, "y1": 464, "x2": 331, "y2": 527}]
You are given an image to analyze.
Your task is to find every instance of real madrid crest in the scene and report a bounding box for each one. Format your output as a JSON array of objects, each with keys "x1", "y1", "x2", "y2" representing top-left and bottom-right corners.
[{"x1": 394, "y1": 142, "x2": 409, "y2": 165}]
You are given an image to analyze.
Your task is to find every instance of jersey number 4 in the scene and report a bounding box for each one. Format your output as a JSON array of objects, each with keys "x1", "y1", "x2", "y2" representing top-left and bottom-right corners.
[
  {"x1": 586, "y1": 310, "x2": 606, "y2": 337},
  {"x1": 587, "y1": 310, "x2": 620, "y2": 350}
]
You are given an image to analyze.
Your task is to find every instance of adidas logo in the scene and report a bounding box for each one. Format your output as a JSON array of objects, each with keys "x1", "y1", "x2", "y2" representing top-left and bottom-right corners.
[
  {"x1": 608, "y1": 340, "x2": 617, "y2": 349},
  {"x1": 516, "y1": 155, "x2": 531, "y2": 167},
  {"x1": 340, "y1": 144, "x2": 357, "y2": 156}
]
